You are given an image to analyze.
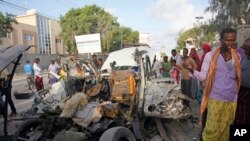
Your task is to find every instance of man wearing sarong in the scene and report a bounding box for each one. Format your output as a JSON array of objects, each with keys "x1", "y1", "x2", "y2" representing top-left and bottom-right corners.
[
  {"x1": 234, "y1": 38, "x2": 250, "y2": 125},
  {"x1": 33, "y1": 58, "x2": 44, "y2": 91},
  {"x1": 187, "y1": 28, "x2": 241, "y2": 141}
]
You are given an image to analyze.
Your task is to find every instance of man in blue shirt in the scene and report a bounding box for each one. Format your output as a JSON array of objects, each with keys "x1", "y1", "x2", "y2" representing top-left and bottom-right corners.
[
  {"x1": 23, "y1": 60, "x2": 34, "y2": 90},
  {"x1": 24, "y1": 60, "x2": 33, "y2": 75}
]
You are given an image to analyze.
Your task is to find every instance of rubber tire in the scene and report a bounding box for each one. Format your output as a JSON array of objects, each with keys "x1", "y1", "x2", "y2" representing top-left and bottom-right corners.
[
  {"x1": 16, "y1": 119, "x2": 42, "y2": 140},
  {"x1": 14, "y1": 92, "x2": 31, "y2": 99},
  {"x1": 99, "y1": 126, "x2": 136, "y2": 141}
]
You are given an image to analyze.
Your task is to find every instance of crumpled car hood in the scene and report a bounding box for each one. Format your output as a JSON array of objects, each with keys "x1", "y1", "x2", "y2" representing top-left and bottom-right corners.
[{"x1": 143, "y1": 81, "x2": 192, "y2": 119}]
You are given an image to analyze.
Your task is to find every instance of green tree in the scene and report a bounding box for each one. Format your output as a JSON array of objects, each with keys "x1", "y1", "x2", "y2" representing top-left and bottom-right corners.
[
  {"x1": 0, "y1": 12, "x2": 17, "y2": 38},
  {"x1": 107, "y1": 26, "x2": 139, "y2": 52},
  {"x1": 60, "y1": 4, "x2": 139, "y2": 54},
  {"x1": 176, "y1": 24, "x2": 217, "y2": 51},
  {"x1": 206, "y1": 0, "x2": 250, "y2": 30}
]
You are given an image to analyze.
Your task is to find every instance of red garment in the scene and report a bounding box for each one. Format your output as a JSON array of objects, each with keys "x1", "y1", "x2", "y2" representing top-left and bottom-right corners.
[
  {"x1": 189, "y1": 48, "x2": 201, "y2": 71},
  {"x1": 171, "y1": 67, "x2": 180, "y2": 84},
  {"x1": 201, "y1": 43, "x2": 211, "y2": 64},
  {"x1": 35, "y1": 76, "x2": 44, "y2": 91}
]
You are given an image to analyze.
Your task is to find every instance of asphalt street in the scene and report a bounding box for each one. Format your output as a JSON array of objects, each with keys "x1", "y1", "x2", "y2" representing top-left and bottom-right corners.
[{"x1": 0, "y1": 73, "x2": 49, "y2": 135}]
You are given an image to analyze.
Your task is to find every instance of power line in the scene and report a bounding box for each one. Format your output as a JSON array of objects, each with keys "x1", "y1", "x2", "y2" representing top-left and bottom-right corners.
[
  {"x1": 64, "y1": 0, "x2": 78, "y2": 7},
  {"x1": 0, "y1": 1, "x2": 26, "y2": 12},
  {"x1": 55, "y1": 0, "x2": 72, "y2": 8},
  {"x1": 0, "y1": 0, "x2": 28, "y2": 11},
  {"x1": 0, "y1": 0, "x2": 58, "y2": 20}
]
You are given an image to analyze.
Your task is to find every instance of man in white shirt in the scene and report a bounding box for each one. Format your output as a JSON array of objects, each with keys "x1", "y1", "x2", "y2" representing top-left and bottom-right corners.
[
  {"x1": 152, "y1": 57, "x2": 162, "y2": 78},
  {"x1": 48, "y1": 60, "x2": 58, "y2": 84},
  {"x1": 54, "y1": 59, "x2": 62, "y2": 74},
  {"x1": 170, "y1": 49, "x2": 182, "y2": 65},
  {"x1": 33, "y1": 58, "x2": 43, "y2": 91}
]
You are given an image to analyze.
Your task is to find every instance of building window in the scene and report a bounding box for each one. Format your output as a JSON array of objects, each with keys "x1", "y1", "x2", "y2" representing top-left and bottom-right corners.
[
  {"x1": 0, "y1": 32, "x2": 7, "y2": 38},
  {"x1": 56, "y1": 39, "x2": 62, "y2": 44},
  {"x1": 24, "y1": 34, "x2": 33, "y2": 41}
]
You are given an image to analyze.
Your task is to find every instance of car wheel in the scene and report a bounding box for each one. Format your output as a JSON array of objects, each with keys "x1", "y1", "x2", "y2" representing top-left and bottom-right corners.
[
  {"x1": 99, "y1": 126, "x2": 136, "y2": 141},
  {"x1": 16, "y1": 119, "x2": 42, "y2": 140},
  {"x1": 14, "y1": 92, "x2": 31, "y2": 99}
]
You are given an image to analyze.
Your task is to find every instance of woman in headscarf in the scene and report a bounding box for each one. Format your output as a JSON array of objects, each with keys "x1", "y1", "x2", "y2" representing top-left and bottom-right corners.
[
  {"x1": 201, "y1": 43, "x2": 211, "y2": 64},
  {"x1": 189, "y1": 48, "x2": 201, "y2": 99},
  {"x1": 199, "y1": 44, "x2": 212, "y2": 94},
  {"x1": 189, "y1": 48, "x2": 201, "y2": 71}
]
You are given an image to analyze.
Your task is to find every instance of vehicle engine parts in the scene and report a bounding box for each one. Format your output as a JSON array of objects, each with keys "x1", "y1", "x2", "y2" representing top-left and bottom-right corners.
[{"x1": 144, "y1": 82, "x2": 192, "y2": 119}]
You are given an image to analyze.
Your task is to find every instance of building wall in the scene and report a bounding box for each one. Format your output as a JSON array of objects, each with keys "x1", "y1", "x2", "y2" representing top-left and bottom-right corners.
[
  {"x1": 0, "y1": 23, "x2": 38, "y2": 54},
  {"x1": 0, "y1": 10, "x2": 66, "y2": 54},
  {"x1": 49, "y1": 19, "x2": 65, "y2": 54},
  {"x1": 16, "y1": 14, "x2": 37, "y2": 26},
  {"x1": 13, "y1": 23, "x2": 38, "y2": 54}
]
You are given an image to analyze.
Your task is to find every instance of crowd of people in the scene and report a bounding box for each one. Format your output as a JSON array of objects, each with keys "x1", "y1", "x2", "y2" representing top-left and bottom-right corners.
[
  {"x1": 151, "y1": 28, "x2": 250, "y2": 141},
  {"x1": 185, "y1": 28, "x2": 250, "y2": 141},
  {"x1": 1, "y1": 27, "x2": 249, "y2": 141}
]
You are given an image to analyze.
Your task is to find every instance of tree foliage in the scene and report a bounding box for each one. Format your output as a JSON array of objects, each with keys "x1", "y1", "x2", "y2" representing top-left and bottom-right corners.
[
  {"x1": 176, "y1": 24, "x2": 217, "y2": 51},
  {"x1": 206, "y1": 0, "x2": 250, "y2": 30},
  {"x1": 0, "y1": 12, "x2": 17, "y2": 38},
  {"x1": 60, "y1": 4, "x2": 139, "y2": 54}
]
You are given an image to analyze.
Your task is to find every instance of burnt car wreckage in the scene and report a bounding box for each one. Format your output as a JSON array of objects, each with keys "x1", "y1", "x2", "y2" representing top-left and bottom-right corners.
[{"x1": 0, "y1": 45, "x2": 198, "y2": 141}]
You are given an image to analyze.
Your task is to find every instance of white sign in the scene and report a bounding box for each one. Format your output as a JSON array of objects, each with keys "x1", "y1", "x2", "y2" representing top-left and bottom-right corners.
[{"x1": 75, "y1": 33, "x2": 101, "y2": 54}]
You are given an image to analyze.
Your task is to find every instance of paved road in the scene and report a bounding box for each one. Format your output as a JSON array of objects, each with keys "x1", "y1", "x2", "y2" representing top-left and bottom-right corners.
[
  {"x1": 0, "y1": 73, "x2": 50, "y2": 135},
  {"x1": 10, "y1": 73, "x2": 50, "y2": 113}
]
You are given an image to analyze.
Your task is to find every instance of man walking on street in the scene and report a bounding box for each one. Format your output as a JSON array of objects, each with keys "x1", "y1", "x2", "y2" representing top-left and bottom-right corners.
[
  {"x1": 187, "y1": 28, "x2": 241, "y2": 141},
  {"x1": 33, "y1": 58, "x2": 44, "y2": 91},
  {"x1": 23, "y1": 60, "x2": 34, "y2": 90}
]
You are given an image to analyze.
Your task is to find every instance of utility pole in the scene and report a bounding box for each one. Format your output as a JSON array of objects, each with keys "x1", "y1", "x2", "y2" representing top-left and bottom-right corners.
[
  {"x1": 195, "y1": 16, "x2": 204, "y2": 47},
  {"x1": 120, "y1": 27, "x2": 123, "y2": 49}
]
